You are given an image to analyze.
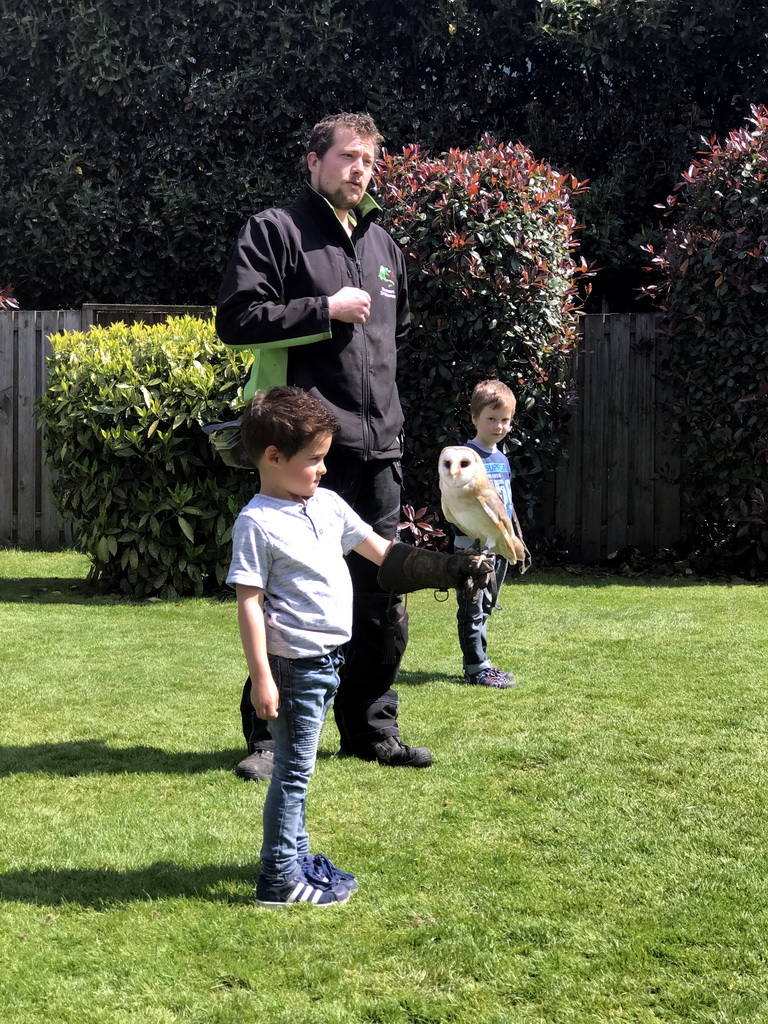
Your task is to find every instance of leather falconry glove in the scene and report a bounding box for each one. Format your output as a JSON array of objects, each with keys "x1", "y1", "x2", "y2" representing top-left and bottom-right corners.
[{"x1": 377, "y1": 542, "x2": 494, "y2": 601}]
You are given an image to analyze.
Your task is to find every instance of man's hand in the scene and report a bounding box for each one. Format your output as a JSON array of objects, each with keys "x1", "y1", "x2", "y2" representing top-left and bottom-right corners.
[
  {"x1": 329, "y1": 286, "x2": 371, "y2": 323},
  {"x1": 251, "y1": 674, "x2": 280, "y2": 720}
]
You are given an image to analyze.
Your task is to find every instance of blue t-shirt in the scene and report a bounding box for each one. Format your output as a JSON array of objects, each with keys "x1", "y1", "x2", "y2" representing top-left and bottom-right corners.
[{"x1": 452, "y1": 440, "x2": 514, "y2": 550}]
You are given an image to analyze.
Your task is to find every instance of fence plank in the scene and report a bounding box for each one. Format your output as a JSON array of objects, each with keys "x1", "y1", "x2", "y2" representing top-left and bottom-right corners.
[
  {"x1": 579, "y1": 316, "x2": 611, "y2": 561},
  {"x1": 629, "y1": 313, "x2": 657, "y2": 551},
  {"x1": 0, "y1": 312, "x2": 15, "y2": 546},
  {"x1": 604, "y1": 314, "x2": 631, "y2": 554},
  {"x1": 39, "y1": 312, "x2": 60, "y2": 548},
  {"x1": 15, "y1": 312, "x2": 38, "y2": 544},
  {"x1": 553, "y1": 346, "x2": 582, "y2": 553},
  {"x1": 39, "y1": 311, "x2": 80, "y2": 549},
  {"x1": 653, "y1": 329, "x2": 681, "y2": 550}
]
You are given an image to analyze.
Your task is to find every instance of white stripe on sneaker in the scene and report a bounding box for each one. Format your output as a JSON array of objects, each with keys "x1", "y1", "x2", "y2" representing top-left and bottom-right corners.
[{"x1": 287, "y1": 881, "x2": 310, "y2": 903}]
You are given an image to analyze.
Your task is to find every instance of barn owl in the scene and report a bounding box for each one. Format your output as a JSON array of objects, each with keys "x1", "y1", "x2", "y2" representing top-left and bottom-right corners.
[{"x1": 438, "y1": 446, "x2": 525, "y2": 564}]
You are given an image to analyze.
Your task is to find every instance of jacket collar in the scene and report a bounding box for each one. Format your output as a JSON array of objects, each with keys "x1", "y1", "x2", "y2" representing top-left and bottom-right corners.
[{"x1": 298, "y1": 184, "x2": 381, "y2": 235}]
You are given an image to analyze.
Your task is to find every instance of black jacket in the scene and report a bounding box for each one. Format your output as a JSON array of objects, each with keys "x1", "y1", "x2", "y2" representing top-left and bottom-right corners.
[{"x1": 216, "y1": 185, "x2": 409, "y2": 460}]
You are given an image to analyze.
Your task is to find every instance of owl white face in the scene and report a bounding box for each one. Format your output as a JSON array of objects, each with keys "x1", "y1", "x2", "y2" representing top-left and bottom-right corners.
[{"x1": 438, "y1": 446, "x2": 482, "y2": 487}]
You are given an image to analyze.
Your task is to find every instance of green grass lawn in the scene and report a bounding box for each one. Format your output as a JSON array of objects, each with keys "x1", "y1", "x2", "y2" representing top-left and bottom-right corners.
[{"x1": 1, "y1": 550, "x2": 767, "y2": 1024}]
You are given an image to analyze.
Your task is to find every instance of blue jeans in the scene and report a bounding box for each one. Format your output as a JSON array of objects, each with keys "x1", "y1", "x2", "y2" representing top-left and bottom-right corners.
[
  {"x1": 260, "y1": 649, "x2": 343, "y2": 885},
  {"x1": 456, "y1": 556, "x2": 508, "y2": 674}
]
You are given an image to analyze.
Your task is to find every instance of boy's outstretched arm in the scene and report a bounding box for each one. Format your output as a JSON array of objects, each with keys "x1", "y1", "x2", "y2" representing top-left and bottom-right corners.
[
  {"x1": 354, "y1": 533, "x2": 392, "y2": 565},
  {"x1": 235, "y1": 584, "x2": 280, "y2": 720}
]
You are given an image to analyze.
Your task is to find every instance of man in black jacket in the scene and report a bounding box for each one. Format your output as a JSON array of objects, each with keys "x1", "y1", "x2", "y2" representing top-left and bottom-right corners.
[{"x1": 216, "y1": 112, "x2": 431, "y2": 780}]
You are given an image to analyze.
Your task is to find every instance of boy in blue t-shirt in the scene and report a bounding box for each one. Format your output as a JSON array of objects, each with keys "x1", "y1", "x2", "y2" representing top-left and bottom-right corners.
[
  {"x1": 453, "y1": 380, "x2": 519, "y2": 689},
  {"x1": 227, "y1": 386, "x2": 492, "y2": 907}
]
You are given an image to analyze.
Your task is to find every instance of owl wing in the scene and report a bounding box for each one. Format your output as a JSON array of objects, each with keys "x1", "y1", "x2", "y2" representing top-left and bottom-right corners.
[{"x1": 477, "y1": 487, "x2": 524, "y2": 564}]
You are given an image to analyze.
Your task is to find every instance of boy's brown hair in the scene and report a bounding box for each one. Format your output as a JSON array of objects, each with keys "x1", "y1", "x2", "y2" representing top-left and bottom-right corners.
[
  {"x1": 470, "y1": 379, "x2": 517, "y2": 419},
  {"x1": 241, "y1": 386, "x2": 338, "y2": 462}
]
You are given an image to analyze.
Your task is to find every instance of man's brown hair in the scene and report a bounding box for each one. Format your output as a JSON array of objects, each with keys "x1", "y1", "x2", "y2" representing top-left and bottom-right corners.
[
  {"x1": 305, "y1": 112, "x2": 384, "y2": 166},
  {"x1": 470, "y1": 379, "x2": 517, "y2": 419},
  {"x1": 241, "y1": 386, "x2": 338, "y2": 462}
]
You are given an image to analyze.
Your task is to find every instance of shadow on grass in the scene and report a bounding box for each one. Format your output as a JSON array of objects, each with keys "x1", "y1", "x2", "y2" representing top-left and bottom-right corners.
[
  {"x1": 396, "y1": 670, "x2": 455, "y2": 687},
  {"x1": 0, "y1": 740, "x2": 248, "y2": 777},
  {"x1": 0, "y1": 578, "x2": 235, "y2": 605},
  {"x1": 0, "y1": 861, "x2": 262, "y2": 908},
  {"x1": 0, "y1": 577, "x2": 103, "y2": 604},
  {"x1": 0, "y1": 740, "x2": 341, "y2": 777},
  {"x1": 513, "y1": 568, "x2": 758, "y2": 589}
]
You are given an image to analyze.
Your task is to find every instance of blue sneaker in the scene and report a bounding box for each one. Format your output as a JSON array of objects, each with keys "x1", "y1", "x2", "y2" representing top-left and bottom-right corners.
[
  {"x1": 303, "y1": 853, "x2": 358, "y2": 894},
  {"x1": 256, "y1": 865, "x2": 349, "y2": 907},
  {"x1": 465, "y1": 666, "x2": 517, "y2": 689}
]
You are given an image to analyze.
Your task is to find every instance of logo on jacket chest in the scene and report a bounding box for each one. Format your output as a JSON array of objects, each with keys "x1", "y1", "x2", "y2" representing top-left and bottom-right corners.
[{"x1": 378, "y1": 265, "x2": 396, "y2": 298}]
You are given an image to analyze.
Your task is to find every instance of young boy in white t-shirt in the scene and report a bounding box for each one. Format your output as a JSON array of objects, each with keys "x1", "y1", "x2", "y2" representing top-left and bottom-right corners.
[{"x1": 227, "y1": 386, "x2": 492, "y2": 907}]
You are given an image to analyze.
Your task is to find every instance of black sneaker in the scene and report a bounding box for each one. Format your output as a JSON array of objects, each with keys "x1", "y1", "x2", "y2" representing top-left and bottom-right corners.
[
  {"x1": 234, "y1": 749, "x2": 274, "y2": 782},
  {"x1": 255, "y1": 867, "x2": 349, "y2": 907},
  {"x1": 371, "y1": 735, "x2": 432, "y2": 768}
]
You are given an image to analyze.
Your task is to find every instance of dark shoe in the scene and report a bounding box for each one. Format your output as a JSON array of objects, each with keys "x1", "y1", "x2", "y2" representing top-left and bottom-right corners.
[
  {"x1": 256, "y1": 866, "x2": 349, "y2": 908},
  {"x1": 338, "y1": 735, "x2": 432, "y2": 768},
  {"x1": 372, "y1": 735, "x2": 432, "y2": 768},
  {"x1": 234, "y1": 749, "x2": 274, "y2": 781},
  {"x1": 465, "y1": 666, "x2": 517, "y2": 689}
]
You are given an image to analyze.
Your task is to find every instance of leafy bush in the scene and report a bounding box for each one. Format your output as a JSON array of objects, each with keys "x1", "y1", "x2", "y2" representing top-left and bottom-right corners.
[
  {"x1": 4, "y1": 1, "x2": 768, "y2": 309},
  {"x1": 376, "y1": 137, "x2": 588, "y2": 526},
  {"x1": 38, "y1": 317, "x2": 254, "y2": 597},
  {"x1": 397, "y1": 505, "x2": 447, "y2": 551},
  {"x1": 644, "y1": 105, "x2": 768, "y2": 575},
  {"x1": 0, "y1": 285, "x2": 18, "y2": 310}
]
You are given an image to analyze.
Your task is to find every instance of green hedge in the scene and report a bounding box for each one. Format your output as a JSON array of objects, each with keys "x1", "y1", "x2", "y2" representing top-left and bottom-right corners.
[
  {"x1": 644, "y1": 106, "x2": 768, "y2": 575},
  {"x1": 38, "y1": 317, "x2": 254, "y2": 597},
  {"x1": 378, "y1": 137, "x2": 588, "y2": 523},
  {"x1": 3, "y1": 1, "x2": 768, "y2": 309}
]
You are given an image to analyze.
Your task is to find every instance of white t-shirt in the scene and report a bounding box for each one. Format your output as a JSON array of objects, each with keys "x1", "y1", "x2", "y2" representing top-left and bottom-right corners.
[{"x1": 227, "y1": 487, "x2": 371, "y2": 658}]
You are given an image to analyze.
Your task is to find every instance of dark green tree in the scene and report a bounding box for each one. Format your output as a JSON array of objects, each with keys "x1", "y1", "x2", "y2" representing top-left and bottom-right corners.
[
  {"x1": 528, "y1": 0, "x2": 768, "y2": 307},
  {"x1": 644, "y1": 105, "x2": 768, "y2": 575},
  {"x1": 1, "y1": 0, "x2": 767, "y2": 308}
]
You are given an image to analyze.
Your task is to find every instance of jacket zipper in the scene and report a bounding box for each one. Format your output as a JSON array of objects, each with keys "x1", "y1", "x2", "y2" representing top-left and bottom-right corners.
[
  {"x1": 353, "y1": 251, "x2": 372, "y2": 460},
  {"x1": 331, "y1": 196, "x2": 374, "y2": 461}
]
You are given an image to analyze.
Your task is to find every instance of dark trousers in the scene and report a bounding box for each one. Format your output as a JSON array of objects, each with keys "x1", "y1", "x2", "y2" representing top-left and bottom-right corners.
[{"x1": 240, "y1": 452, "x2": 409, "y2": 756}]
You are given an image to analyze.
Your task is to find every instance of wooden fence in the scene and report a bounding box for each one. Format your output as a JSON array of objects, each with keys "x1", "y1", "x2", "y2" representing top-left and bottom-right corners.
[
  {"x1": 539, "y1": 312, "x2": 680, "y2": 561},
  {"x1": 0, "y1": 308, "x2": 680, "y2": 560}
]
